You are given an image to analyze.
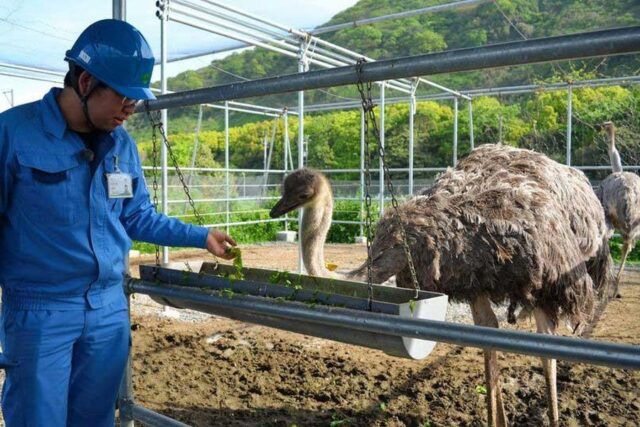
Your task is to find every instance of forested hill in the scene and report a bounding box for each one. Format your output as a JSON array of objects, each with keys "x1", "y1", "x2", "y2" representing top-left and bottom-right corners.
[{"x1": 127, "y1": 0, "x2": 639, "y2": 142}]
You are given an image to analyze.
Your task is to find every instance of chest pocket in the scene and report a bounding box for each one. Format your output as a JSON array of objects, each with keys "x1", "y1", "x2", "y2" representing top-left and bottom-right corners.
[{"x1": 15, "y1": 150, "x2": 83, "y2": 225}]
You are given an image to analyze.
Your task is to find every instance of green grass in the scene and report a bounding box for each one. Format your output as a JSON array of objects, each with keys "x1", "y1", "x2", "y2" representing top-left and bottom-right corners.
[{"x1": 608, "y1": 236, "x2": 640, "y2": 263}]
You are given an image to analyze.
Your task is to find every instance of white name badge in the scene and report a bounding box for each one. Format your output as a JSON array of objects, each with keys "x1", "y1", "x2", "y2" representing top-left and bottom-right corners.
[{"x1": 106, "y1": 173, "x2": 133, "y2": 198}]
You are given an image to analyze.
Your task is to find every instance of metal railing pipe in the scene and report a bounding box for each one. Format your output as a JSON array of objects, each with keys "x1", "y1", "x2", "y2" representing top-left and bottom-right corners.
[
  {"x1": 311, "y1": 0, "x2": 492, "y2": 35},
  {"x1": 0, "y1": 61, "x2": 65, "y2": 77},
  {"x1": 0, "y1": 70, "x2": 62, "y2": 84},
  {"x1": 139, "y1": 27, "x2": 640, "y2": 112},
  {"x1": 304, "y1": 74, "x2": 640, "y2": 112},
  {"x1": 127, "y1": 279, "x2": 640, "y2": 370},
  {"x1": 131, "y1": 404, "x2": 191, "y2": 427}
]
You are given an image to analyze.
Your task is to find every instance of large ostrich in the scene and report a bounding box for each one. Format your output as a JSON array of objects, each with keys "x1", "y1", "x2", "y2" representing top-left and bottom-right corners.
[
  {"x1": 270, "y1": 144, "x2": 611, "y2": 427},
  {"x1": 597, "y1": 121, "x2": 640, "y2": 293}
]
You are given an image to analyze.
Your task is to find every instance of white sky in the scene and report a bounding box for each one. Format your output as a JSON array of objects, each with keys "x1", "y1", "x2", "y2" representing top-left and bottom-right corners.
[{"x1": 0, "y1": 0, "x2": 359, "y2": 111}]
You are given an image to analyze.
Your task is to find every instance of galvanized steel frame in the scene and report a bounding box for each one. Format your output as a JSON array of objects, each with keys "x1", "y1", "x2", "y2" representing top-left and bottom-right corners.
[{"x1": 107, "y1": 4, "x2": 640, "y2": 424}]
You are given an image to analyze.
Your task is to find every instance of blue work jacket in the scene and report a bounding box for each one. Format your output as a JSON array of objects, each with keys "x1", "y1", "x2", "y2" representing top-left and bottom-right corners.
[{"x1": 0, "y1": 88, "x2": 209, "y2": 309}]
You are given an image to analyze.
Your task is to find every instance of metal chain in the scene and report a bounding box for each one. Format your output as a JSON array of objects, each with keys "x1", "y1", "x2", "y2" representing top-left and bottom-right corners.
[
  {"x1": 146, "y1": 108, "x2": 205, "y2": 227},
  {"x1": 145, "y1": 105, "x2": 208, "y2": 268},
  {"x1": 149, "y1": 109, "x2": 161, "y2": 267},
  {"x1": 355, "y1": 59, "x2": 420, "y2": 299},
  {"x1": 356, "y1": 60, "x2": 375, "y2": 310}
]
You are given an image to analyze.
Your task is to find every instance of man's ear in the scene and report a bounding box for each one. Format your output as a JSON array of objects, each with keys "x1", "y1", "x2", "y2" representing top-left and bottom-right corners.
[{"x1": 77, "y1": 71, "x2": 95, "y2": 98}]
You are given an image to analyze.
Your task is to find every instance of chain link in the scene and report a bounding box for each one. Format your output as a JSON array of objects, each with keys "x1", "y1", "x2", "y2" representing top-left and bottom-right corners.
[
  {"x1": 150, "y1": 109, "x2": 161, "y2": 267},
  {"x1": 355, "y1": 60, "x2": 375, "y2": 309},
  {"x1": 146, "y1": 105, "x2": 207, "y2": 267},
  {"x1": 355, "y1": 59, "x2": 420, "y2": 300}
]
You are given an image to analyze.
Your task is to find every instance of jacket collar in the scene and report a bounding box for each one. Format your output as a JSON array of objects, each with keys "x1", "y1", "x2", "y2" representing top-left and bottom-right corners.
[
  {"x1": 40, "y1": 87, "x2": 118, "y2": 145},
  {"x1": 40, "y1": 87, "x2": 68, "y2": 140}
]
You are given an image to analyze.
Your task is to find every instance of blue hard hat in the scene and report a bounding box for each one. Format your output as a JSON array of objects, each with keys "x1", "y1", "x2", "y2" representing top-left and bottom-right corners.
[{"x1": 65, "y1": 19, "x2": 156, "y2": 100}]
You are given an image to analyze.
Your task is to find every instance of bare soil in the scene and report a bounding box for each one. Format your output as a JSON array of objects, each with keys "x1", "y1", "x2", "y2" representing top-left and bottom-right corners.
[{"x1": 127, "y1": 244, "x2": 640, "y2": 427}]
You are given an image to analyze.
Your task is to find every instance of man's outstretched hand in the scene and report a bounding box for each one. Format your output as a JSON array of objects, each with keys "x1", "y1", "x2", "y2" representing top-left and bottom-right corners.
[{"x1": 205, "y1": 229, "x2": 237, "y2": 260}]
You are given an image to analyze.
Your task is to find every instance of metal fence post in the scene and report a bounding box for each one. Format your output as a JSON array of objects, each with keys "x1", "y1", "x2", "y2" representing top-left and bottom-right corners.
[
  {"x1": 118, "y1": 290, "x2": 134, "y2": 427},
  {"x1": 379, "y1": 82, "x2": 386, "y2": 217},
  {"x1": 160, "y1": 5, "x2": 170, "y2": 265},
  {"x1": 224, "y1": 101, "x2": 230, "y2": 234},
  {"x1": 284, "y1": 111, "x2": 290, "y2": 232},
  {"x1": 468, "y1": 97, "x2": 474, "y2": 150},
  {"x1": 409, "y1": 80, "x2": 417, "y2": 196},
  {"x1": 360, "y1": 108, "x2": 365, "y2": 237},
  {"x1": 453, "y1": 96, "x2": 459, "y2": 166},
  {"x1": 298, "y1": 40, "x2": 308, "y2": 273},
  {"x1": 566, "y1": 84, "x2": 573, "y2": 166}
]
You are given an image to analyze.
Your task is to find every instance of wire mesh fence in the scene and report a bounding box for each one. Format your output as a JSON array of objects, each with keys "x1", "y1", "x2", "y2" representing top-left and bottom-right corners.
[{"x1": 142, "y1": 81, "x2": 640, "y2": 244}]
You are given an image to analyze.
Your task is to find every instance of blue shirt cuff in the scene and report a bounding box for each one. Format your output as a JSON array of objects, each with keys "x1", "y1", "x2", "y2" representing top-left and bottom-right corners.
[{"x1": 190, "y1": 226, "x2": 210, "y2": 249}]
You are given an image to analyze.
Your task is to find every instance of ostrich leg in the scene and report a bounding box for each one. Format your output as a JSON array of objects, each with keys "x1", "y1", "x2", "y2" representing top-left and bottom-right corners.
[
  {"x1": 470, "y1": 295, "x2": 507, "y2": 427},
  {"x1": 614, "y1": 239, "x2": 631, "y2": 296},
  {"x1": 533, "y1": 308, "x2": 559, "y2": 427}
]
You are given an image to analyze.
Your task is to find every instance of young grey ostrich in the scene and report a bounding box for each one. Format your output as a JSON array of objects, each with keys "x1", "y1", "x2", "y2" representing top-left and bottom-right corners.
[
  {"x1": 597, "y1": 121, "x2": 640, "y2": 292},
  {"x1": 270, "y1": 144, "x2": 612, "y2": 427}
]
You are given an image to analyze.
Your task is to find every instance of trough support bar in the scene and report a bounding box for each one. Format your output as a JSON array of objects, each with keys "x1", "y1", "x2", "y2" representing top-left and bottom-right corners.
[
  {"x1": 138, "y1": 27, "x2": 640, "y2": 112},
  {"x1": 131, "y1": 404, "x2": 192, "y2": 427},
  {"x1": 127, "y1": 279, "x2": 640, "y2": 370}
]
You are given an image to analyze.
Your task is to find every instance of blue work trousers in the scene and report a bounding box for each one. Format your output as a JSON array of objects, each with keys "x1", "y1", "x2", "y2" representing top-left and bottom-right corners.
[{"x1": 0, "y1": 297, "x2": 130, "y2": 427}]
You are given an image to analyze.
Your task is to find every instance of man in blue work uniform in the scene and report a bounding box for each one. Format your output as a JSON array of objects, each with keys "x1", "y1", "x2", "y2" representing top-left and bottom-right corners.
[{"x1": 0, "y1": 20, "x2": 236, "y2": 426}]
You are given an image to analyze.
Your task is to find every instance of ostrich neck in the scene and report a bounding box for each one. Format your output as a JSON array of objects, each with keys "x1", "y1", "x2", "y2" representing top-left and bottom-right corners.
[
  {"x1": 300, "y1": 193, "x2": 336, "y2": 277},
  {"x1": 608, "y1": 128, "x2": 623, "y2": 173}
]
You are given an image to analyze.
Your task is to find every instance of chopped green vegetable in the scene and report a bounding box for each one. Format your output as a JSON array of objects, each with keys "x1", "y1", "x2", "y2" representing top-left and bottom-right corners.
[
  {"x1": 475, "y1": 384, "x2": 487, "y2": 395},
  {"x1": 408, "y1": 299, "x2": 417, "y2": 314},
  {"x1": 226, "y1": 247, "x2": 244, "y2": 280}
]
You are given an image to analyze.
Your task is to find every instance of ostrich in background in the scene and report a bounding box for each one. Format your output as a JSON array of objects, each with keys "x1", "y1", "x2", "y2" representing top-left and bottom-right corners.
[
  {"x1": 597, "y1": 121, "x2": 640, "y2": 293},
  {"x1": 270, "y1": 144, "x2": 612, "y2": 427}
]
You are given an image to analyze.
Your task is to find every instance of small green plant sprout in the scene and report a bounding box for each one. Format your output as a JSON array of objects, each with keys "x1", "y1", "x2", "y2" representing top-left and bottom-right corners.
[
  {"x1": 226, "y1": 246, "x2": 244, "y2": 280},
  {"x1": 475, "y1": 384, "x2": 487, "y2": 395},
  {"x1": 220, "y1": 288, "x2": 234, "y2": 299},
  {"x1": 408, "y1": 298, "x2": 417, "y2": 314},
  {"x1": 269, "y1": 271, "x2": 285, "y2": 284},
  {"x1": 379, "y1": 402, "x2": 387, "y2": 412},
  {"x1": 329, "y1": 412, "x2": 351, "y2": 426}
]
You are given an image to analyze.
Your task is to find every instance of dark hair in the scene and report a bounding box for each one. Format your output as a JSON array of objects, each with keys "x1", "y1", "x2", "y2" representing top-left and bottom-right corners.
[
  {"x1": 64, "y1": 62, "x2": 108, "y2": 94},
  {"x1": 64, "y1": 62, "x2": 84, "y2": 87}
]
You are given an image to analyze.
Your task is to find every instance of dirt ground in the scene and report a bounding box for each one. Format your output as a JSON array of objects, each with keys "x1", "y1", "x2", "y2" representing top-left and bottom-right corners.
[{"x1": 127, "y1": 244, "x2": 640, "y2": 427}]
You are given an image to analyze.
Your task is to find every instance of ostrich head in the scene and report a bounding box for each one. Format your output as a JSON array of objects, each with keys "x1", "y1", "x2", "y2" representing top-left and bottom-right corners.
[
  {"x1": 270, "y1": 168, "x2": 335, "y2": 277},
  {"x1": 598, "y1": 121, "x2": 622, "y2": 173},
  {"x1": 270, "y1": 168, "x2": 423, "y2": 283},
  {"x1": 598, "y1": 121, "x2": 616, "y2": 145},
  {"x1": 269, "y1": 168, "x2": 330, "y2": 218}
]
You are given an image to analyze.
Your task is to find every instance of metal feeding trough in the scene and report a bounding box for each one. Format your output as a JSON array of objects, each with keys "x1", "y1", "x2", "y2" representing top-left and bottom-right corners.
[{"x1": 136, "y1": 262, "x2": 448, "y2": 360}]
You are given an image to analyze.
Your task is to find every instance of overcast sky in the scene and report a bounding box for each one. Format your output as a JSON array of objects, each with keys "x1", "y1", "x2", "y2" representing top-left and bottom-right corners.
[{"x1": 0, "y1": 0, "x2": 359, "y2": 111}]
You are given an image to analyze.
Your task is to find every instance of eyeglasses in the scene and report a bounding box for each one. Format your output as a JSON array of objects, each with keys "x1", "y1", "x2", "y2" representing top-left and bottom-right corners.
[
  {"x1": 96, "y1": 82, "x2": 138, "y2": 106},
  {"x1": 110, "y1": 87, "x2": 138, "y2": 107}
]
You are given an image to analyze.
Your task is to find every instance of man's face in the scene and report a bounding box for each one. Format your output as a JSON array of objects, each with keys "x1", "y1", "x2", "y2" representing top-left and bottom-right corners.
[{"x1": 87, "y1": 86, "x2": 137, "y2": 132}]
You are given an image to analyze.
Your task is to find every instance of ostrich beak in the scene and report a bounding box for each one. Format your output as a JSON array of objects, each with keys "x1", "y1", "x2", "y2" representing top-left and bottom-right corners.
[{"x1": 270, "y1": 197, "x2": 302, "y2": 217}]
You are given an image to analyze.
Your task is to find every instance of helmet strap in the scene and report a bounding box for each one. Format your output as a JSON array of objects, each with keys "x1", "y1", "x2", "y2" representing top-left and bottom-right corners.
[
  {"x1": 69, "y1": 63, "x2": 99, "y2": 131},
  {"x1": 80, "y1": 94, "x2": 98, "y2": 131}
]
